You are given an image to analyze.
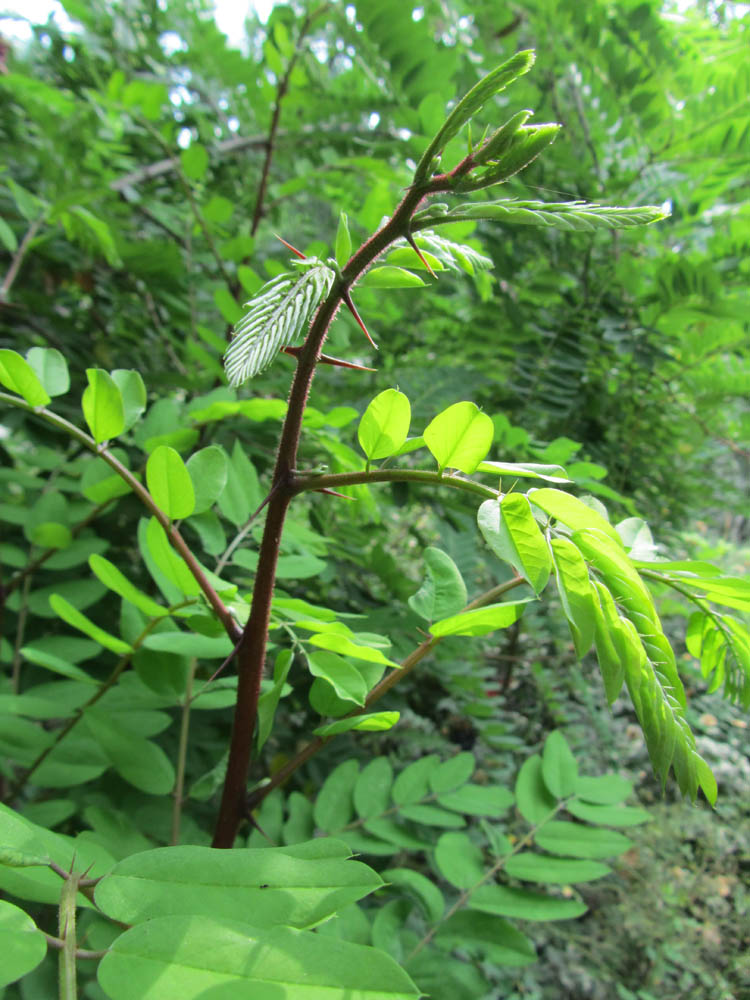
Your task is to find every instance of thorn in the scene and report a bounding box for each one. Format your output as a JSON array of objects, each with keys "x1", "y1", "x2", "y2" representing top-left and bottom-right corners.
[
  {"x1": 315, "y1": 488, "x2": 356, "y2": 499},
  {"x1": 342, "y1": 288, "x2": 378, "y2": 349},
  {"x1": 273, "y1": 233, "x2": 306, "y2": 259},
  {"x1": 406, "y1": 232, "x2": 437, "y2": 278},
  {"x1": 281, "y1": 346, "x2": 376, "y2": 372}
]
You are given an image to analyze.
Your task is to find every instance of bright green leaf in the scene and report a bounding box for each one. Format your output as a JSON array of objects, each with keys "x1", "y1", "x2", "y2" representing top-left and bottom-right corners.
[
  {"x1": 82, "y1": 369, "x2": 125, "y2": 443},
  {"x1": 430, "y1": 599, "x2": 531, "y2": 637},
  {"x1": 26, "y1": 348, "x2": 69, "y2": 397},
  {"x1": 424, "y1": 401, "x2": 494, "y2": 473},
  {"x1": 358, "y1": 266, "x2": 425, "y2": 289},
  {"x1": 478, "y1": 494, "x2": 552, "y2": 594},
  {"x1": 358, "y1": 388, "x2": 411, "y2": 461},
  {"x1": 313, "y1": 711, "x2": 400, "y2": 737},
  {"x1": 0, "y1": 350, "x2": 50, "y2": 407},
  {"x1": 146, "y1": 445, "x2": 196, "y2": 519}
]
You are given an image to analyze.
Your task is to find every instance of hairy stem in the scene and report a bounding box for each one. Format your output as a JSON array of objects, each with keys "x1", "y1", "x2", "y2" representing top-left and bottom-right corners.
[{"x1": 212, "y1": 175, "x2": 453, "y2": 846}]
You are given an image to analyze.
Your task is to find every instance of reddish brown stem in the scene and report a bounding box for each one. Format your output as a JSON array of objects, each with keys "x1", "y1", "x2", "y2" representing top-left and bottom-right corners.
[{"x1": 211, "y1": 177, "x2": 448, "y2": 847}]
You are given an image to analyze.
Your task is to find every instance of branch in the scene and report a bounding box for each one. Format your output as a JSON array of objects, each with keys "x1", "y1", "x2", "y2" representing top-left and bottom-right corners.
[
  {"x1": 291, "y1": 468, "x2": 498, "y2": 502},
  {"x1": 250, "y1": 6, "x2": 328, "y2": 237},
  {"x1": 0, "y1": 392, "x2": 240, "y2": 642},
  {"x1": 0, "y1": 213, "x2": 45, "y2": 303}
]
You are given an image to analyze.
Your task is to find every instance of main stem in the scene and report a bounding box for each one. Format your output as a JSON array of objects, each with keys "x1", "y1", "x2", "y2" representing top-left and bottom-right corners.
[{"x1": 211, "y1": 180, "x2": 439, "y2": 847}]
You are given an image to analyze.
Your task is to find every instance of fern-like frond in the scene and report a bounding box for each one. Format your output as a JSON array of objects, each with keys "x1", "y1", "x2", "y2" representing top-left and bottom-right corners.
[
  {"x1": 414, "y1": 200, "x2": 669, "y2": 232},
  {"x1": 224, "y1": 262, "x2": 335, "y2": 386}
]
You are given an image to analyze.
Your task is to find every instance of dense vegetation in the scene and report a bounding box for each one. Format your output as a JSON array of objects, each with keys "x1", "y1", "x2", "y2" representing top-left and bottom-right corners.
[{"x1": 0, "y1": 1, "x2": 748, "y2": 997}]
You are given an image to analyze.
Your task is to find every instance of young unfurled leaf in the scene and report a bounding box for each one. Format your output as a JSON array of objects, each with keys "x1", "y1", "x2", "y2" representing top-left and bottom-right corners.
[
  {"x1": 414, "y1": 50, "x2": 536, "y2": 182},
  {"x1": 415, "y1": 199, "x2": 670, "y2": 232},
  {"x1": 335, "y1": 211, "x2": 352, "y2": 269},
  {"x1": 225, "y1": 261, "x2": 335, "y2": 386}
]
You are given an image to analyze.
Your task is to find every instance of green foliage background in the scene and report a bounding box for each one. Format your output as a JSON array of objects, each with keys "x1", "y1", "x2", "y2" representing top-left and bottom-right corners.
[{"x1": 0, "y1": 0, "x2": 748, "y2": 997}]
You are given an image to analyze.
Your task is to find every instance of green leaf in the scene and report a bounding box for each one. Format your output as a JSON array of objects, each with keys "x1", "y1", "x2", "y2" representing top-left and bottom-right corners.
[
  {"x1": 530, "y1": 489, "x2": 621, "y2": 544},
  {"x1": 307, "y1": 632, "x2": 396, "y2": 666},
  {"x1": 314, "y1": 712, "x2": 400, "y2": 737},
  {"x1": 430, "y1": 599, "x2": 531, "y2": 637},
  {"x1": 89, "y1": 554, "x2": 166, "y2": 618},
  {"x1": 0, "y1": 350, "x2": 50, "y2": 406},
  {"x1": 478, "y1": 494, "x2": 552, "y2": 594},
  {"x1": 0, "y1": 900, "x2": 47, "y2": 988},
  {"x1": 408, "y1": 547, "x2": 467, "y2": 622},
  {"x1": 144, "y1": 516, "x2": 200, "y2": 596},
  {"x1": 541, "y1": 730, "x2": 578, "y2": 798},
  {"x1": 515, "y1": 755, "x2": 557, "y2": 823},
  {"x1": 142, "y1": 633, "x2": 233, "y2": 658},
  {"x1": 424, "y1": 400, "x2": 494, "y2": 473},
  {"x1": 81, "y1": 368, "x2": 125, "y2": 443},
  {"x1": 314, "y1": 760, "x2": 359, "y2": 832},
  {"x1": 257, "y1": 649, "x2": 293, "y2": 751},
  {"x1": 358, "y1": 266, "x2": 425, "y2": 289},
  {"x1": 98, "y1": 915, "x2": 421, "y2": 999},
  {"x1": 477, "y1": 461, "x2": 570, "y2": 482},
  {"x1": 566, "y1": 801, "x2": 651, "y2": 827},
  {"x1": 186, "y1": 446, "x2": 229, "y2": 513},
  {"x1": 217, "y1": 441, "x2": 262, "y2": 525},
  {"x1": 398, "y1": 804, "x2": 465, "y2": 828},
  {"x1": 26, "y1": 347, "x2": 69, "y2": 397},
  {"x1": 434, "y1": 831, "x2": 484, "y2": 888},
  {"x1": 0, "y1": 216, "x2": 18, "y2": 253},
  {"x1": 429, "y1": 752, "x2": 475, "y2": 794},
  {"x1": 48, "y1": 593, "x2": 132, "y2": 655},
  {"x1": 383, "y1": 868, "x2": 444, "y2": 922},
  {"x1": 335, "y1": 211, "x2": 352, "y2": 269},
  {"x1": 534, "y1": 821, "x2": 632, "y2": 859},
  {"x1": 111, "y1": 370, "x2": 147, "y2": 430},
  {"x1": 574, "y1": 774, "x2": 633, "y2": 805},
  {"x1": 354, "y1": 758, "x2": 393, "y2": 819},
  {"x1": 82, "y1": 708, "x2": 174, "y2": 795},
  {"x1": 94, "y1": 840, "x2": 381, "y2": 929},
  {"x1": 550, "y1": 537, "x2": 597, "y2": 658},
  {"x1": 469, "y1": 884, "x2": 586, "y2": 922},
  {"x1": 146, "y1": 445, "x2": 196, "y2": 519},
  {"x1": 309, "y1": 651, "x2": 368, "y2": 705},
  {"x1": 435, "y1": 911, "x2": 536, "y2": 966},
  {"x1": 391, "y1": 755, "x2": 439, "y2": 806},
  {"x1": 591, "y1": 581, "x2": 628, "y2": 704},
  {"x1": 180, "y1": 142, "x2": 208, "y2": 180},
  {"x1": 437, "y1": 784, "x2": 514, "y2": 817},
  {"x1": 358, "y1": 388, "x2": 411, "y2": 460},
  {"x1": 505, "y1": 853, "x2": 611, "y2": 884}
]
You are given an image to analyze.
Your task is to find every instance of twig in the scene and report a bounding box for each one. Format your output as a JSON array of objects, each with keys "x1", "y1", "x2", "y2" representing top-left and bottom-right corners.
[{"x1": 0, "y1": 214, "x2": 45, "y2": 303}]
